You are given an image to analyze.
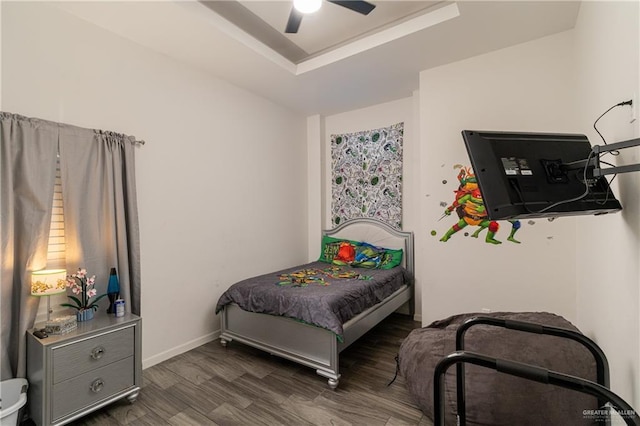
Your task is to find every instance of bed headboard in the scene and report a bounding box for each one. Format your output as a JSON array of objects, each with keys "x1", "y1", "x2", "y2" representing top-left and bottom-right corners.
[{"x1": 322, "y1": 218, "x2": 414, "y2": 276}]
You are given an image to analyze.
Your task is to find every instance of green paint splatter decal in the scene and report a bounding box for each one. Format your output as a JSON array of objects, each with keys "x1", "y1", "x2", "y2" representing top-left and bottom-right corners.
[{"x1": 331, "y1": 122, "x2": 403, "y2": 229}]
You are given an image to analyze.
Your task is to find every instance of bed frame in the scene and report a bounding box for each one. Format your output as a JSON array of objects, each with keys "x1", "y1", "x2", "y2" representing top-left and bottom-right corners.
[{"x1": 219, "y1": 217, "x2": 414, "y2": 389}]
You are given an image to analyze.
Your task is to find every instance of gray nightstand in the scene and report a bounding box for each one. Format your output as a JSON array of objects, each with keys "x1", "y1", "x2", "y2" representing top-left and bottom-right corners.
[{"x1": 26, "y1": 313, "x2": 142, "y2": 426}]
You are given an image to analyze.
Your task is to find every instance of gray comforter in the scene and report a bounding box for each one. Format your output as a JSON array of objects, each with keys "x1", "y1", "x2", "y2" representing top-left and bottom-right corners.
[{"x1": 215, "y1": 261, "x2": 411, "y2": 338}]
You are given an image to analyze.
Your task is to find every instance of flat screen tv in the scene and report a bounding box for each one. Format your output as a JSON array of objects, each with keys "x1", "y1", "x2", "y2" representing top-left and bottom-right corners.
[{"x1": 462, "y1": 130, "x2": 622, "y2": 220}]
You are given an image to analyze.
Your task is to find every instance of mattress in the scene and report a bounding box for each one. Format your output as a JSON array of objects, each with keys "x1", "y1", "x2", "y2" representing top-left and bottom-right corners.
[{"x1": 216, "y1": 261, "x2": 411, "y2": 338}]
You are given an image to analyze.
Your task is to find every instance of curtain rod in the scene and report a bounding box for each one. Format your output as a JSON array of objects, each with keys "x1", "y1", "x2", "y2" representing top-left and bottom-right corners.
[
  {"x1": 130, "y1": 137, "x2": 146, "y2": 146},
  {"x1": 98, "y1": 130, "x2": 146, "y2": 146},
  {"x1": 1, "y1": 111, "x2": 147, "y2": 146}
]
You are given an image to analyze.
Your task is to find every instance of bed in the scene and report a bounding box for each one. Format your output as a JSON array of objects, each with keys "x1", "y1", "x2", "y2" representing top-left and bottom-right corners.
[{"x1": 215, "y1": 217, "x2": 414, "y2": 389}]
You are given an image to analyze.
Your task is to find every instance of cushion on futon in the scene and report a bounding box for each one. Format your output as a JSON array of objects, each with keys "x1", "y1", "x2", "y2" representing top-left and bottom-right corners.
[{"x1": 398, "y1": 312, "x2": 598, "y2": 426}]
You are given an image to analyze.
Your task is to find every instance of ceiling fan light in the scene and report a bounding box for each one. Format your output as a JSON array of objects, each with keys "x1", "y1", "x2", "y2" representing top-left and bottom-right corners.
[{"x1": 293, "y1": 0, "x2": 322, "y2": 14}]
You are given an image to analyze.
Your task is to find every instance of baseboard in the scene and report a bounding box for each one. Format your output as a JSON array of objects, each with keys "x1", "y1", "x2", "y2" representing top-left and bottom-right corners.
[
  {"x1": 142, "y1": 329, "x2": 220, "y2": 369},
  {"x1": 142, "y1": 312, "x2": 421, "y2": 369},
  {"x1": 396, "y1": 302, "x2": 422, "y2": 324}
]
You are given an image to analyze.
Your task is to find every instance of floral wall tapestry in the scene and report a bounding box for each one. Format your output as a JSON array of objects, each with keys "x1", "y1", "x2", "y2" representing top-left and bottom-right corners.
[{"x1": 331, "y1": 122, "x2": 403, "y2": 229}]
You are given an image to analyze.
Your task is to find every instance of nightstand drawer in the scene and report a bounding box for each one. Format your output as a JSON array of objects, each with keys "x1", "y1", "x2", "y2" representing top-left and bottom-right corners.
[
  {"x1": 52, "y1": 326, "x2": 134, "y2": 383},
  {"x1": 51, "y1": 356, "x2": 134, "y2": 422}
]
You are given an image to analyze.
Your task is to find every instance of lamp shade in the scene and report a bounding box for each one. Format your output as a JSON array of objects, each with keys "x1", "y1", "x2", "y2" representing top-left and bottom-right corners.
[{"x1": 31, "y1": 269, "x2": 67, "y2": 296}]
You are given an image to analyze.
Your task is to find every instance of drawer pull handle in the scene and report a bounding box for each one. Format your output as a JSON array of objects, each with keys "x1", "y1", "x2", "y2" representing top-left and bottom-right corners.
[
  {"x1": 90, "y1": 378, "x2": 105, "y2": 393},
  {"x1": 91, "y1": 346, "x2": 105, "y2": 360}
]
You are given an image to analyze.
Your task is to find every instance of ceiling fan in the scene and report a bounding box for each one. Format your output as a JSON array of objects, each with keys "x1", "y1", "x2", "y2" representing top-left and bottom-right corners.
[{"x1": 285, "y1": 0, "x2": 376, "y2": 34}]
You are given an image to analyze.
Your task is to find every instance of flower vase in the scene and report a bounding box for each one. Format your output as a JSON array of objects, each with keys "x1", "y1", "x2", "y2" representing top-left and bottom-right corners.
[{"x1": 77, "y1": 309, "x2": 94, "y2": 322}]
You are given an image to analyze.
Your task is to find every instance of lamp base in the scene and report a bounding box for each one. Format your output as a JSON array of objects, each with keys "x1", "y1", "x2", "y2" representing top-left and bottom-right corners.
[
  {"x1": 107, "y1": 293, "x2": 119, "y2": 314},
  {"x1": 46, "y1": 295, "x2": 52, "y2": 322}
]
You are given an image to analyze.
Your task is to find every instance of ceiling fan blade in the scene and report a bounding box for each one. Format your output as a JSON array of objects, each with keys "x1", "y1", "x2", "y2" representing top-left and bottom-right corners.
[
  {"x1": 327, "y1": 0, "x2": 376, "y2": 15},
  {"x1": 285, "y1": 7, "x2": 304, "y2": 33}
]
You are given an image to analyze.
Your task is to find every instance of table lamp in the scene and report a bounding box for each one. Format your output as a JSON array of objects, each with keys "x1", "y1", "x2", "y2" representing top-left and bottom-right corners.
[{"x1": 31, "y1": 269, "x2": 67, "y2": 321}]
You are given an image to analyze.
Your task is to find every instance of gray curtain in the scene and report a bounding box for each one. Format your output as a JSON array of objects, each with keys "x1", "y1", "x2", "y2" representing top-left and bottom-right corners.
[
  {"x1": 0, "y1": 112, "x2": 141, "y2": 380},
  {"x1": 1, "y1": 113, "x2": 59, "y2": 380},
  {"x1": 58, "y1": 126, "x2": 141, "y2": 317}
]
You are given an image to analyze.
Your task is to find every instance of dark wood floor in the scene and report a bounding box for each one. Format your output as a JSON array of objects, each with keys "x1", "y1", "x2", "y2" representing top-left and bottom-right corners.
[{"x1": 65, "y1": 313, "x2": 431, "y2": 425}]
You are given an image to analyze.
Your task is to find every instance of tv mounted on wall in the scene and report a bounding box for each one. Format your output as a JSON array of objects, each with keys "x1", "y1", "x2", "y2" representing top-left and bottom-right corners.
[{"x1": 462, "y1": 130, "x2": 622, "y2": 220}]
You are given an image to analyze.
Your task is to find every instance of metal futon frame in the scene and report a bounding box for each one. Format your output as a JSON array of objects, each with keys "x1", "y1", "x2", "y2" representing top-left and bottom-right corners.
[{"x1": 433, "y1": 316, "x2": 639, "y2": 426}]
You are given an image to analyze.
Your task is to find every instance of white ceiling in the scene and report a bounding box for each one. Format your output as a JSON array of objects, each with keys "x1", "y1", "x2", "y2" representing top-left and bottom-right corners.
[
  {"x1": 53, "y1": 1, "x2": 581, "y2": 116},
  {"x1": 203, "y1": 1, "x2": 445, "y2": 61}
]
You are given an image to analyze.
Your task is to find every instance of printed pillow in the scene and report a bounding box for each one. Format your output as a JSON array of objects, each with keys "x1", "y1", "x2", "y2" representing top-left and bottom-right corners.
[
  {"x1": 350, "y1": 242, "x2": 386, "y2": 268},
  {"x1": 334, "y1": 241, "x2": 356, "y2": 264},
  {"x1": 379, "y1": 247, "x2": 403, "y2": 270},
  {"x1": 319, "y1": 235, "x2": 403, "y2": 269},
  {"x1": 356, "y1": 242, "x2": 403, "y2": 270},
  {"x1": 319, "y1": 235, "x2": 347, "y2": 263}
]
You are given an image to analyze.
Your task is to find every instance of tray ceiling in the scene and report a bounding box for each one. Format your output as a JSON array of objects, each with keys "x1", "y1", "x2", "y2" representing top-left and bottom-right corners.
[
  {"x1": 52, "y1": 1, "x2": 582, "y2": 115},
  {"x1": 201, "y1": 1, "x2": 444, "y2": 63}
]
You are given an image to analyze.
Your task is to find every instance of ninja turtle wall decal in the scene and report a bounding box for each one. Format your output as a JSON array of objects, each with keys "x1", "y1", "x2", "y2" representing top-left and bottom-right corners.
[{"x1": 437, "y1": 165, "x2": 522, "y2": 244}]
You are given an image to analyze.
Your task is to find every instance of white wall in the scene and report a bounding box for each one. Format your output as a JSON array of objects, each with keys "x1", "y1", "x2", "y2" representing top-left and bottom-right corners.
[
  {"x1": 419, "y1": 31, "x2": 579, "y2": 325},
  {"x1": 321, "y1": 95, "x2": 421, "y2": 319},
  {"x1": 307, "y1": 114, "x2": 323, "y2": 261},
  {"x1": 573, "y1": 0, "x2": 640, "y2": 409},
  {"x1": 419, "y1": 2, "x2": 640, "y2": 409},
  {"x1": 1, "y1": 3, "x2": 307, "y2": 367}
]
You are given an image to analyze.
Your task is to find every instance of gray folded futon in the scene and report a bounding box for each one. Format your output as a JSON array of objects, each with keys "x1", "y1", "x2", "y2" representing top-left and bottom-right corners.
[{"x1": 398, "y1": 311, "x2": 598, "y2": 425}]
